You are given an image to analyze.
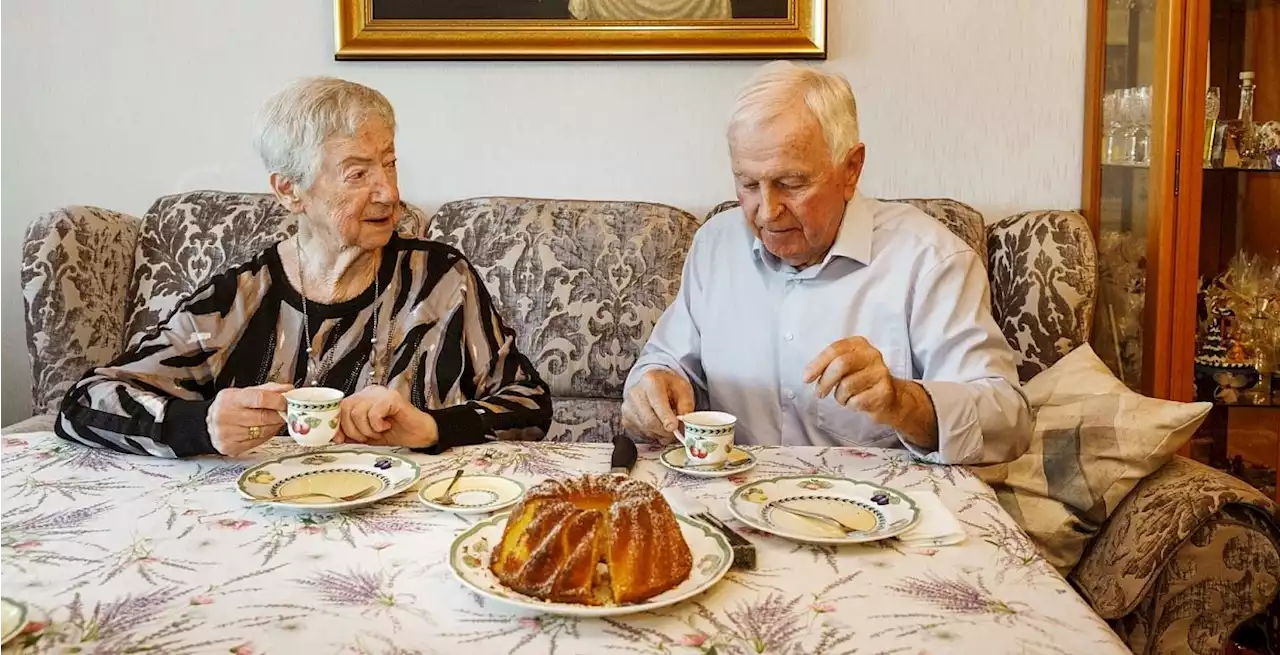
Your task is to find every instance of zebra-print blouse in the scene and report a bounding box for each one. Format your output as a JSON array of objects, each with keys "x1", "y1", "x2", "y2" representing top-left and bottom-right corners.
[{"x1": 55, "y1": 234, "x2": 552, "y2": 458}]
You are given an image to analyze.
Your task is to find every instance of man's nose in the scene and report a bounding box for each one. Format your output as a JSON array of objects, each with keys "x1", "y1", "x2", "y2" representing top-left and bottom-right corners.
[{"x1": 758, "y1": 185, "x2": 783, "y2": 221}]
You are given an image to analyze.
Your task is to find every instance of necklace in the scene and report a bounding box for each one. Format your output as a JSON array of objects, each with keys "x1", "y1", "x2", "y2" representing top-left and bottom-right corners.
[{"x1": 296, "y1": 236, "x2": 387, "y2": 387}]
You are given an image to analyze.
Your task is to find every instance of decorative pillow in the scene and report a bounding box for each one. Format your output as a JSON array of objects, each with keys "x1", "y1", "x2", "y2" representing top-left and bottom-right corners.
[{"x1": 971, "y1": 344, "x2": 1213, "y2": 575}]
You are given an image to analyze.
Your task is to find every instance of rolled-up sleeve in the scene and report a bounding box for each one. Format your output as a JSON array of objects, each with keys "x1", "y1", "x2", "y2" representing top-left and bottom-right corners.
[{"x1": 903, "y1": 250, "x2": 1031, "y2": 465}]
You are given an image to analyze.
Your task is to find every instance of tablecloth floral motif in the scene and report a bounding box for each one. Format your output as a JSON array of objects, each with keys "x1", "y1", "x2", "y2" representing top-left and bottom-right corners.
[{"x1": 1, "y1": 433, "x2": 1127, "y2": 655}]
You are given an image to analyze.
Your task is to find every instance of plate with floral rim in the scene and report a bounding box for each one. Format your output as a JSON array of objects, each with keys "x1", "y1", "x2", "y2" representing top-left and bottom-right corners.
[
  {"x1": 1, "y1": 597, "x2": 27, "y2": 646},
  {"x1": 236, "y1": 449, "x2": 420, "y2": 511},
  {"x1": 418, "y1": 473, "x2": 525, "y2": 514},
  {"x1": 727, "y1": 474, "x2": 919, "y2": 544},
  {"x1": 450, "y1": 513, "x2": 731, "y2": 617}
]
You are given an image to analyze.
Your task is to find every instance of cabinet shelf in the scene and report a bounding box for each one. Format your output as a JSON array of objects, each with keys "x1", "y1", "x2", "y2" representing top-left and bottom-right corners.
[{"x1": 1100, "y1": 162, "x2": 1280, "y2": 172}]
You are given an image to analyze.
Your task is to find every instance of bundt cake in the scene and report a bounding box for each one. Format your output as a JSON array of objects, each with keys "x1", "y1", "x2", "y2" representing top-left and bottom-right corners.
[{"x1": 489, "y1": 474, "x2": 693, "y2": 605}]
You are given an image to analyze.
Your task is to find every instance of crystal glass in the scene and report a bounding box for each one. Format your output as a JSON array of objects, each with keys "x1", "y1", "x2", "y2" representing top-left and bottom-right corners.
[{"x1": 1103, "y1": 91, "x2": 1123, "y2": 164}]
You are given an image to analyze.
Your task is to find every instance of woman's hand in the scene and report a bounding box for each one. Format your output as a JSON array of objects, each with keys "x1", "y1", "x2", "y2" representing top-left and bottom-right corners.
[
  {"x1": 207, "y1": 383, "x2": 293, "y2": 456},
  {"x1": 337, "y1": 385, "x2": 438, "y2": 449}
]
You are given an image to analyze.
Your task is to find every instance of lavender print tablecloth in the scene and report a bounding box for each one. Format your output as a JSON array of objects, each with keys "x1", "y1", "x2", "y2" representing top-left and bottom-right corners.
[{"x1": 0, "y1": 432, "x2": 1128, "y2": 654}]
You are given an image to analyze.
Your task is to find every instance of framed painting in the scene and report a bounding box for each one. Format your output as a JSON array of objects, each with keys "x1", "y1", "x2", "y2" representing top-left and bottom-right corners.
[{"x1": 335, "y1": 0, "x2": 826, "y2": 60}]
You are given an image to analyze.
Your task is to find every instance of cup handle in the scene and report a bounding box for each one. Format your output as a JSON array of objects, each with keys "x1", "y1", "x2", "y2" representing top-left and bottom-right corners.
[
  {"x1": 671, "y1": 418, "x2": 686, "y2": 445},
  {"x1": 277, "y1": 410, "x2": 288, "y2": 422}
]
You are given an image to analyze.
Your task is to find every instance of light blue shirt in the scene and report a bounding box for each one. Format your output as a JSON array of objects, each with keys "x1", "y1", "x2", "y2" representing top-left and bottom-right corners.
[{"x1": 625, "y1": 195, "x2": 1031, "y2": 465}]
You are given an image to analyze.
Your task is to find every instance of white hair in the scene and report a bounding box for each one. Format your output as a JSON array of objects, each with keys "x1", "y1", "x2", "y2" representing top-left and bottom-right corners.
[
  {"x1": 728, "y1": 61, "x2": 860, "y2": 162},
  {"x1": 253, "y1": 76, "x2": 396, "y2": 189}
]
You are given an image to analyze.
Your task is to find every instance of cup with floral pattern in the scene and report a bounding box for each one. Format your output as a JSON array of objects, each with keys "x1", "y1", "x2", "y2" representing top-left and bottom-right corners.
[
  {"x1": 672, "y1": 411, "x2": 736, "y2": 466},
  {"x1": 276, "y1": 387, "x2": 343, "y2": 446}
]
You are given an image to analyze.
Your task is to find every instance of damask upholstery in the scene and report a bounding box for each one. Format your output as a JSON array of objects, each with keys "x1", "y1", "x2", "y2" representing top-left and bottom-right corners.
[
  {"x1": 21, "y1": 206, "x2": 142, "y2": 415},
  {"x1": 124, "y1": 191, "x2": 430, "y2": 347},
  {"x1": 1110, "y1": 512, "x2": 1279, "y2": 655},
  {"x1": 988, "y1": 210, "x2": 1098, "y2": 383},
  {"x1": 1071, "y1": 458, "x2": 1280, "y2": 631},
  {"x1": 427, "y1": 196, "x2": 700, "y2": 403},
  {"x1": 17, "y1": 190, "x2": 1280, "y2": 655}
]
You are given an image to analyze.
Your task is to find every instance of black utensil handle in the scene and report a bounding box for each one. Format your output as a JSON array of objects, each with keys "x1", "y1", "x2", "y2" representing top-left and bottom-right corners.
[{"x1": 611, "y1": 434, "x2": 638, "y2": 471}]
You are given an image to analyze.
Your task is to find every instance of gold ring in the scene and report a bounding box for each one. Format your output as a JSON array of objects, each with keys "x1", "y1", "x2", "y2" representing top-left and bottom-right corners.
[{"x1": 248, "y1": 425, "x2": 262, "y2": 439}]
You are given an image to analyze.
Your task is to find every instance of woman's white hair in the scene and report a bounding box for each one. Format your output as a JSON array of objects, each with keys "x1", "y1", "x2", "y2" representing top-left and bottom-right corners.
[
  {"x1": 728, "y1": 61, "x2": 860, "y2": 162},
  {"x1": 253, "y1": 76, "x2": 396, "y2": 189}
]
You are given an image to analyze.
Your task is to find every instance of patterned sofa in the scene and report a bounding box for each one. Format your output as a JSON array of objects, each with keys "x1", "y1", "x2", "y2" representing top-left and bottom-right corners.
[{"x1": 16, "y1": 190, "x2": 1280, "y2": 655}]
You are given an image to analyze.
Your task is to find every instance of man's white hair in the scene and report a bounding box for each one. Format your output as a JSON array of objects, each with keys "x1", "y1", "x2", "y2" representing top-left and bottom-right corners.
[
  {"x1": 253, "y1": 76, "x2": 396, "y2": 189},
  {"x1": 728, "y1": 61, "x2": 860, "y2": 162}
]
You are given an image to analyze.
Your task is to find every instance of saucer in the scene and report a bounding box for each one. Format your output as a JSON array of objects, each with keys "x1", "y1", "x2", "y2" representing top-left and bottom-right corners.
[
  {"x1": 1, "y1": 597, "x2": 27, "y2": 646},
  {"x1": 418, "y1": 474, "x2": 525, "y2": 514},
  {"x1": 236, "y1": 449, "x2": 420, "y2": 511},
  {"x1": 659, "y1": 445, "x2": 758, "y2": 478}
]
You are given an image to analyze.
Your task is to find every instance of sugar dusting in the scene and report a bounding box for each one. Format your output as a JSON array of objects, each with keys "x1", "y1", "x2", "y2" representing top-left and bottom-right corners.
[{"x1": 489, "y1": 474, "x2": 693, "y2": 606}]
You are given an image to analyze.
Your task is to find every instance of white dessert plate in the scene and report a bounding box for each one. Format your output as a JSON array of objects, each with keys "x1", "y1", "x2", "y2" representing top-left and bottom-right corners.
[
  {"x1": 236, "y1": 449, "x2": 420, "y2": 511},
  {"x1": 728, "y1": 475, "x2": 919, "y2": 544},
  {"x1": 418, "y1": 474, "x2": 525, "y2": 514}
]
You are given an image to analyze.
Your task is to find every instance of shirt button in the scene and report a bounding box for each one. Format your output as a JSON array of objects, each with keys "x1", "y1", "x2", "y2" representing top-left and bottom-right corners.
[
  {"x1": 784, "y1": 389, "x2": 796, "y2": 400},
  {"x1": 784, "y1": 332, "x2": 794, "y2": 341}
]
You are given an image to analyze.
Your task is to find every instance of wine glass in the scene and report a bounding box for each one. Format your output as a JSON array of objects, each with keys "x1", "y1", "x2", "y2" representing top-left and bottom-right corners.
[{"x1": 1103, "y1": 91, "x2": 1122, "y2": 164}]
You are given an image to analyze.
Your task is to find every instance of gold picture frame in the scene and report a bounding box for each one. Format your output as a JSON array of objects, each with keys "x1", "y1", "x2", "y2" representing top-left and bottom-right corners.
[{"x1": 335, "y1": 0, "x2": 826, "y2": 60}]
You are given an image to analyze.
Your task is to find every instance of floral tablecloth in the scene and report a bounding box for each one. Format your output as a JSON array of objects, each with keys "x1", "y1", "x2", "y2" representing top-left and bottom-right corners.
[{"x1": 1, "y1": 432, "x2": 1128, "y2": 655}]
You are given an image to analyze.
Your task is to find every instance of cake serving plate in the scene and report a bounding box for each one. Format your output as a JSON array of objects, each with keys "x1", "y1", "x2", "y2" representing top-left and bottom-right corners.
[
  {"x1": 728, "y1": 475, "x2": 919, "y2": 545},
  {"x1": 450, "y1": 513, "x2": 732, "y2": 617}
]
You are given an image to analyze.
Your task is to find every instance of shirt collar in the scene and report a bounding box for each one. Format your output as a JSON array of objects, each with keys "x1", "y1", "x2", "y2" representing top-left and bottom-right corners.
[{"x1": 751, "y1": 194, "x2": 874, "y2": 271}]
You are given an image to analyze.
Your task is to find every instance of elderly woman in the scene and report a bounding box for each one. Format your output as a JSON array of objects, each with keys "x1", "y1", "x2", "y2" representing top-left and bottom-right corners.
[{"x1": 55, "y1": 77, "x2": 552, "y2": 458}]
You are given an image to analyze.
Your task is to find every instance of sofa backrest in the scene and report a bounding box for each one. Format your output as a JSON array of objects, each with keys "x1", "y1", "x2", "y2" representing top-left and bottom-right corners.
[
  {"x1": 22, "y1": 190, "x2": 1094, "y2": 416},
  {"x1": 428, "y1": 196, "x2": 700, "y2": 399},
  {"x1": 987, "y1": 210, "x2": 1097, "y2": 382},
  {"x1": 123, "y1": 191, "x2": 429, "y2": 347}
]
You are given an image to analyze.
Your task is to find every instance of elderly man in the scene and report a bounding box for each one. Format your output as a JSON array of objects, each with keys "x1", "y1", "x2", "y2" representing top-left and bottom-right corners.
[{"x1": 622, "y1": 62, "x2": 1030, "y2": 465}]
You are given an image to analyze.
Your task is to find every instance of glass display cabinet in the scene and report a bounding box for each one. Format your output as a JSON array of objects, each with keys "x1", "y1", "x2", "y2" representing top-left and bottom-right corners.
[{"x1": 1083, "y1": 0, "x2": 1280, "y2": 499}]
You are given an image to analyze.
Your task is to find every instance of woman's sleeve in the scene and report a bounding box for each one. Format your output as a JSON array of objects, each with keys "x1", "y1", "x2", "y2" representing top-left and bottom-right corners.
[
  {"x1": 55, "y1": 272, "x2": 248, "y2": 458},
  {"x1": 420, "y1": 258, "x2": 553, "y2": 453}
]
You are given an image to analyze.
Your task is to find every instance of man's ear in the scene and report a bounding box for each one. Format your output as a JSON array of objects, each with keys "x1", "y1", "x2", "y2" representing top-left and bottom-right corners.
[
  {"x1": 269, "y1": 172, "x2": 305, "y2": 214},
  {"x1": 839, "y1": 143, "x2": 866, "y2": 202}
]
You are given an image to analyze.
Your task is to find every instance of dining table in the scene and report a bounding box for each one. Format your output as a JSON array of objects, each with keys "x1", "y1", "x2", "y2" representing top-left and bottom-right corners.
[{"x1": 0, "y1": 431, "x2": 1131, "y2": 655}]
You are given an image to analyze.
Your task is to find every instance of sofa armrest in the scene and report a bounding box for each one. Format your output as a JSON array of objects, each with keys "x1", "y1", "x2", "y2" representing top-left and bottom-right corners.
[
  {"x1": 2, "y1": 414, "x2": 55, "y2": 436},
  {"x1": 21, "y1": 206, "x2": 140, "y2": 415},
  {"x1": 1071, "y1": 456, "x2": 1279, "y2": 621}
]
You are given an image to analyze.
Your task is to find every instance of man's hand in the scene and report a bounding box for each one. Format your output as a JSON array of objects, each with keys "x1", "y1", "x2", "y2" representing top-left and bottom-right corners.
[
  {"x1": 208, "y1": 383, "x2": 293, "y2": 456},
  {"x1": 803, "y1": 337, "x2": 937, "y2": 449},
  {"x1": 622, "y1": 369, "x2": 695, "y2": 443},
  {"x1": 337, "y1": 385, "x2": 438, "y2": 449}
]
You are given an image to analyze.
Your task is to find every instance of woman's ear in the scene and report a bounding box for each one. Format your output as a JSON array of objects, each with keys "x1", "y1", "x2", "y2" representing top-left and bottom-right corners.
[{"x1": 269, "y1": 172, "x2": 305, "y2": 214}]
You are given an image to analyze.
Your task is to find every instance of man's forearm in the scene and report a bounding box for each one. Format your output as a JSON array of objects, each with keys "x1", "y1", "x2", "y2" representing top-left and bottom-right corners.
[{"x1": 884, "y1": 379, "x2": 938, "y2": 452}]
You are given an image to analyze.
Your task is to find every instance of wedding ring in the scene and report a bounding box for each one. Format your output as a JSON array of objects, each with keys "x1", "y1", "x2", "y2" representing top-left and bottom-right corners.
[{"x1": 248, "y1": 425, "x2": 262, "y2": 439}]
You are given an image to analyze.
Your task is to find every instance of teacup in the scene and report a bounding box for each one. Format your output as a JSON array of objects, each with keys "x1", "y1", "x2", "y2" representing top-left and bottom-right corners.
[
  {"x1": 673, "y1": 411, "x2": 737, "y2": 466},
  {"x1": 277, "y1": 387, "x2": 343, "y2": 446}
]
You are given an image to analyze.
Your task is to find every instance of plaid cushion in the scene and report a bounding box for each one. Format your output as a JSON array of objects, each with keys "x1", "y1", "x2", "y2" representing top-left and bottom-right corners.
[{"x1": 971, "y1": 345, "x2": 1213, "y2": 574}]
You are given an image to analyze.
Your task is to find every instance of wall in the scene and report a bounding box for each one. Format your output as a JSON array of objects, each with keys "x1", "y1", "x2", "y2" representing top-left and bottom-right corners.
[{"x1": 0, "y1": 0, "x2": 1087, "y2": 424}]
